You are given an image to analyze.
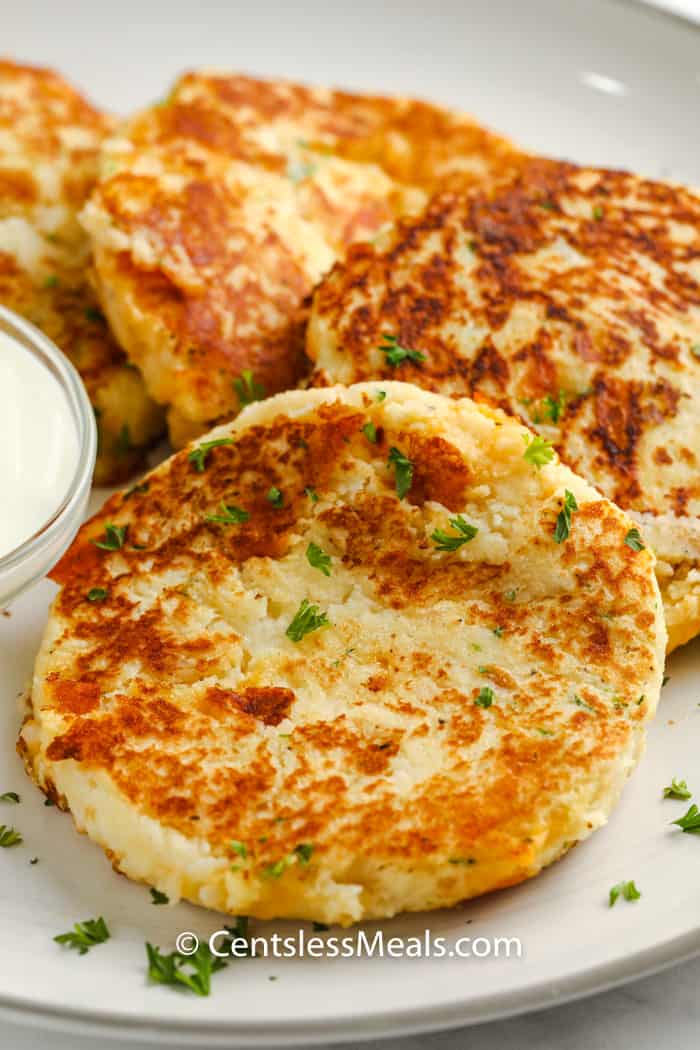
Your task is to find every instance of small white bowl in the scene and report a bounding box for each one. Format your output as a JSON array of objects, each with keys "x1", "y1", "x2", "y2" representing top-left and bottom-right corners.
[{"x1": 0, "y1": 306, "x2": 97, "y2": 607}]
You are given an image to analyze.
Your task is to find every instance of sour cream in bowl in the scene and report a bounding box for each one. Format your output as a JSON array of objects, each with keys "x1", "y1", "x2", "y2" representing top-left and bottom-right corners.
[{"x1": 0, "y1": 306, "x2": 96, "y2": 607}]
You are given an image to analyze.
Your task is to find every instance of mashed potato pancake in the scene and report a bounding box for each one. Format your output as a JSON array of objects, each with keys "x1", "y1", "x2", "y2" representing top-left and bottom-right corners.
[
  {"x1": 308, "y1": 162, "x2": 700, "y2": 650},
  {"x1": 20, "y1": 382, "x2": 664, "y2": 925},
  {"x1": 0, "y1": 60, "x2": 163, "y2": 483},
  {"x1": 82, "y1": 70, "x2": 521, "y2": 445}
]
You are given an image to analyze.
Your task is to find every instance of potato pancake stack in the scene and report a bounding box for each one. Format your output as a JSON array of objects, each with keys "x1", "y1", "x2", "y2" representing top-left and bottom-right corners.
[
  {"x1": 0, "y1": 60, "x2": 163, "y2": 483},
  {"x1": 81, "y1": 71, "x2": 522, "y2": 446}
]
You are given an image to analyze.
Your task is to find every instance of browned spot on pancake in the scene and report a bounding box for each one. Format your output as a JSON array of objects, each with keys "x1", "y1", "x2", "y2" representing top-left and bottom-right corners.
[
  {"x1": 202, "y1": 686, "x2": 295, "y2": 726},
  {"x1": 48, "y1": 676, "x2": 101, "y2": 715}
]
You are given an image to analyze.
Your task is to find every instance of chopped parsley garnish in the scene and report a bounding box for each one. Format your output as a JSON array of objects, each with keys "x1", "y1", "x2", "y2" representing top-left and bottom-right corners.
[
  {"x1": 492, "y1": 626, "x2": 504, "y2": 638},
  {"x1": 538, "y1": 199, "x2": 556, "y2": 211},
  {"x1": 554, "y1": 490, "x2": 578, "y2": 544},
  {"x1": 543, "y1": 390, "x2": 567, "y2": 423},
  {"x1": 362, "y1": 421, "x2": 377, "y2": 443},
  {"x1": 150, "y1": 888, "x2": 169, "y2": 905},
  {"x1": 624, "y1": 528, "x2": 645, "y2": 552},
  {"x1": 263, "y1": 858, "x2": 289, "y2": 879},
  {"x1": 379, "y1": 333, "x2": 426, "y2": 368},
  {"x1": 573, "y1": 695, "x2": 596, "y2": 713},
  {"x1": 263, "y1": 844, "x2": 315, "y2": 879},
  {"x1": 43, "y1": 274, "x2": 59, "y2": 289},
  {"x1": 0, "y1": 825, "x2": 21, "y2": 847},
  {"x1": 375, "y1": 390, "x2": 387, "y2": 402},
  {"x1": 87, "y1": 587, "x2": 108, "y2": 602},
  {"x1": 523, "y1": 434, "x2": 555, "y2": 468},
  {"x1": 475, "y1": 687, "x2": 494, "y2": 709},
  {"x1": 0, "y1": 792, "x2": 20, "y2": 804},
  {"x1": 206, "y1": 502, "x2": 249, "y2": 525},
  {"x1": 431, "y1": 515, "x2": 478, "y2": 551},
  {"x1": 388, "y1": 446, "x2": 413, "y2": 499},
  {"x1": 84, "y1": 306, "x2": 104, "y2": 323},
  {"x1": 609, "y1": 880, "x2": 641, "y2": 907},
  {"x1": 592, "y1": 205, "x2": 604, "y2": 221},
  {"x1": 54, "y1": 917, "x2": 110, "y2": 954},
  {"x1": 671, "y1": 803, "x2": 700, "y2": 834},
  {"x1": 449, "y1": 856, "x2": 476, "y2": 865},
  {"x1": 188, "y1": 437, "x2": 233, "y2": 473},
  {"x1": 233, "y1": 370, "x2": 265, "y2": 408},
  {"x1": 93, "y1": 523, "x2": 127, "y2": 551},
  {"x1": 306, "y1": 542, "x2": 332, "y2": 577},
  {"x1": 663, "y1": 778, "x2": 691, "y2": 801},
  {"x1": 285, "y1": 599, "x2": 329, "y2": 642},
  {"x1": 304, "y1": 486, "x2": 319, "y2": 503},
  {"x1": 294, "y1": 843, "x2": 314, "y2": 865},
  {"x1": 115, "y1": 423, "x2": 132, "y2": 455},
  {"x1": 266, "y1": 487, "x2": 284, "y2": 508},
  {"x1": 230, "y1": 840, "x2": 248, "y2": 860},
  {"x1": 125, "y1": 480, "x2": 149, "y2": 498},
  {"x1": 145, "y1": 924, "x2": 244, "y2": 996}
]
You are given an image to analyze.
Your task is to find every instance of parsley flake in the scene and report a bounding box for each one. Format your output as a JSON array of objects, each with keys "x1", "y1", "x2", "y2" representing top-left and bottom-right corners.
[
  {"x1": 475, "y1": 687, "x2": 494, "y2": 709},
  {"x1": 286, "y1": 599, "x2": 329, "y2": 643},
  {"x1": 93, "y1": 523, "x2": 127, "y2": 551},
  {"x1": 362, "y1": 421, "x2": 377, "y2": 443},
  {"x1": 87, "y1": 587, "x2": 108, "y2": 602},
  {"x1": 0, "y1": 792, "x2": 20, "y2": 804},
  {"x1": 306, "y1": 542, "x2": 332, "y2": 576},
  {"x1": 388, "y1": 446, "x2": 413, "y2": 499},
  {"x1": 84, "y1": 306, "x2": 104, "y2": 323},
  {"x1": 663, "y1": 778, "x2": 691, "y2": 801},
  {"x1": 592, "y1": 205, "x2": 604, "y2": 221},
  {"x1": 554, "y1": 490, "x2": 578, "y2": 543},
  {"x1": 543, "y1": 390, "x2": 567, "y2": 423},
  {"x1": 150, "y1": 888, "x2": 169, "y2": 905},
  {"x1": 146, "y1": 931, "x2": 232, "y2": 996},
  {"x1": 294, "y1": 843, "x2": 314, "y2": 865},
  {"x1": 267, "y1": 487, "x2": 284, "y2": 508},
  {"x1": 233, "y1": 370, "x2": 265, "y2": 407},
  {"x1": 0, "y1": 825, "x2": 21, "y2": 847},
  {"x1": 188, "y1": 437, "x2": 233, "y2": 473},
  {"x1": 304, "y1": 486, "x2": 319, "y2": 503},
  {"x1": 54, "y1": 917, "x2": 110, "y2": 954},
  {"x1": 379, "y1": 334, "x2": 426, "y2": 367},
  {"x1": 206, "y1": 502, "x2": 249, "y2": 525},
  {"x1": 523, "y1": 434, "x2": 555, "y2": 469},
  {"x1": 671, "y1": 803, "x2": 700, "y2": 834},
  {"x1": 230, "y1": 840, "x2": 248, "y2": 860},
  {"x1": 624, "y1": 528, "x2": 645, "y2": 552},
  {"x1": 609, "y1": 880, "x2": 641, "y2": 907},
  {"x1": 375, "y1": 390, "x2": 387, "y2": 402},
  {"x1": 431, "y1": 515, "x2": 478, "y2": 551}
]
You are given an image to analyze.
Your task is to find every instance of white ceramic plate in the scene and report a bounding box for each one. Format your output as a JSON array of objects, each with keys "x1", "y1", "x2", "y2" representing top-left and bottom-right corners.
[{"x1": 2, "y1": 0, "x2": 700, "y2": 1044}]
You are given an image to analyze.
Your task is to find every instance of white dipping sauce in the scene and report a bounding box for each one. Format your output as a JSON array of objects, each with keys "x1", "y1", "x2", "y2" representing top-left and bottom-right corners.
[{"x1": 0, "y1": 328, "x2": 79, "y2": 560}]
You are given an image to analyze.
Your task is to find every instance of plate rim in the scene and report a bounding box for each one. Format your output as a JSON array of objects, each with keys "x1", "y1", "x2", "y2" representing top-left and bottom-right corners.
[{"x1": 2, "y1": 923, "x2": 699, "y2": 1045}]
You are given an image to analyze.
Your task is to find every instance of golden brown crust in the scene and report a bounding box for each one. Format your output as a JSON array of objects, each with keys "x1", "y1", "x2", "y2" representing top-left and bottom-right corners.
[
  {"x1": 0, "y1": 60, "x2": 163, "y2": 482},
  {"x1": 308, "y1": 161, "x2": 700, "y2": 648},
  {"x1": 83, "y1": 70, "x2": 523, "y2": 442},
  {"x1": 22, "y1": 383, "x2": 665, "y2": 923}
]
